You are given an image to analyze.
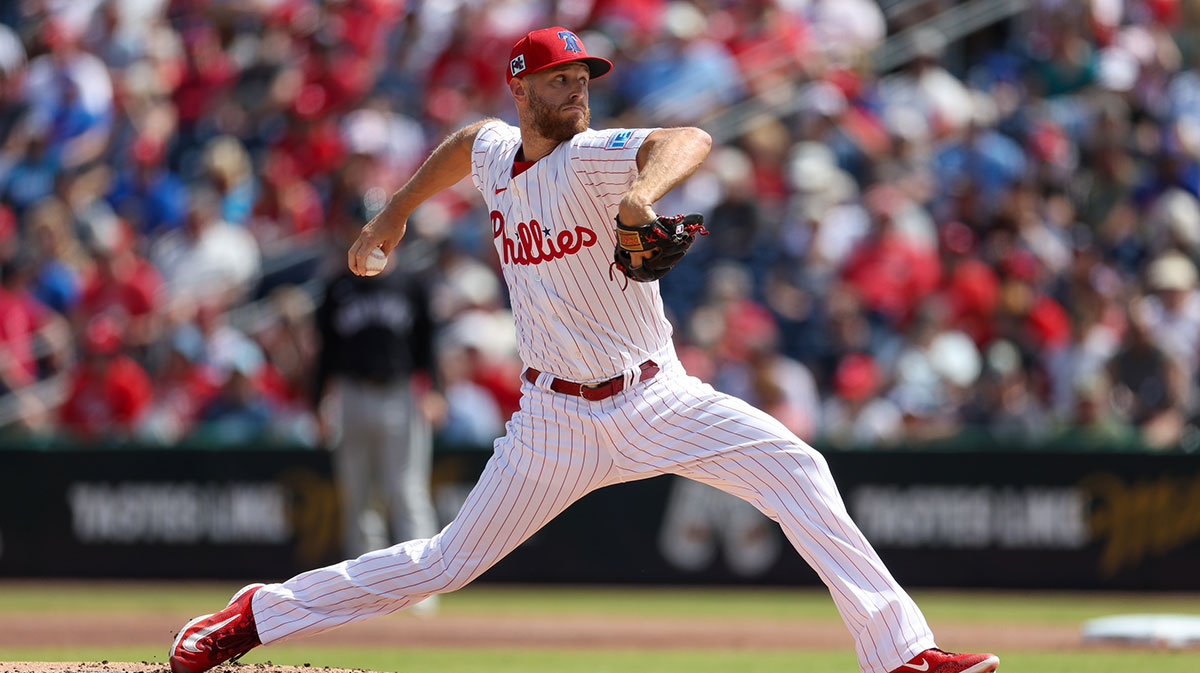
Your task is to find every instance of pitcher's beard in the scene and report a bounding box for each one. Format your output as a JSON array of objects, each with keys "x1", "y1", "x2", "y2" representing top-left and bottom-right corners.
[{"x1": 529, "y1": 89, "x2": 589, "y2": 141}]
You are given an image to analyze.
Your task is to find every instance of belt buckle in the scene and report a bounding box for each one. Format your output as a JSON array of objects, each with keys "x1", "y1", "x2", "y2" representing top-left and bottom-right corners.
[{"x1": 579, "y1": 381, "x2": 603, "y2": 399}]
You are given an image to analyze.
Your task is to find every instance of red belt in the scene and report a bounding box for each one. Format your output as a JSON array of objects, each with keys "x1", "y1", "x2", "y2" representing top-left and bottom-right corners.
[{"x1": 524, "y1": 360, "x2": 660, "y2": 402}]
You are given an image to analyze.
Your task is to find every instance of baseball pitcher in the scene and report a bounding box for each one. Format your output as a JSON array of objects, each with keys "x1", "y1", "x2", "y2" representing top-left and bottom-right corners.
[{"x1": 170, "y1": 27, "x2": 998, "y2": 673}]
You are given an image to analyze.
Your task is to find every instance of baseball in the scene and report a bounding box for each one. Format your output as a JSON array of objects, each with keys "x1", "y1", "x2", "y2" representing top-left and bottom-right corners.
[{"x1": 363, "y1": 247, "x2": 388, "y2": 276}]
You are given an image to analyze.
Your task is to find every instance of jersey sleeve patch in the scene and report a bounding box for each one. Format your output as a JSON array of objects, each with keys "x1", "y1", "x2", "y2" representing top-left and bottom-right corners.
[{"x1": 605, "y1": 129, "x2": 634, "y2": 150}]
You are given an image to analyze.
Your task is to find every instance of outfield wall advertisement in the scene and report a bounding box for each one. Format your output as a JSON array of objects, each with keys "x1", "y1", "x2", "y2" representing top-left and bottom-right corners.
[{"x1": 1, "y1": 447, "x2": 1197, "y2": 589}]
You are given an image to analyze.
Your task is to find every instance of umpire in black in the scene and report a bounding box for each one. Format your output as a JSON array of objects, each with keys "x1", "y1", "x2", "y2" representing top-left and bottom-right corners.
[{"x1": 314, "y1": 234, "x2": 442, "y2": 564}]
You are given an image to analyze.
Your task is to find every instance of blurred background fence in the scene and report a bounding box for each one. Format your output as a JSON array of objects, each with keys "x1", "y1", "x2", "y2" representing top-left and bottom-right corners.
[{"x1": 3, "y1": 439, "x2": 1197, "y2": 590}]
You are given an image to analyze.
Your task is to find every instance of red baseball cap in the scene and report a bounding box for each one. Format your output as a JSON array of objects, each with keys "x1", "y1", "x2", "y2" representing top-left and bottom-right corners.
[{"x1": 507, "y1": 27, "x2": 613, "y2": 84}]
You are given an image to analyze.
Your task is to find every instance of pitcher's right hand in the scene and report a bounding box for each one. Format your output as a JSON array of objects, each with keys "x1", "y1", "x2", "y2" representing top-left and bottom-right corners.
[{"x1": 349, "y1": 211, "x2": 406, "y2": 276}]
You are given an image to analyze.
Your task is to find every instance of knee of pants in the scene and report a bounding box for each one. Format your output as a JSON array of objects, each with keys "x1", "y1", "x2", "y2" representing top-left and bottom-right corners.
[
  {"x1": 753, "y1": 443, "x2": 840, "y2": 514},
  {"x1": 432, "y1": 560, "x2": 481, "y2": 594},
  {"x1": 411, "y1": 535, "x2": 485, "y2": 595},
  {"x1": 788, "y1": 441, "x2": 834, "y2": 479}
]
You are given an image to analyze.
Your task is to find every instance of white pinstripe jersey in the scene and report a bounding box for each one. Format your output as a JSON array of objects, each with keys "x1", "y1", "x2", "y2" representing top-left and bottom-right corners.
[{"x1": 470, "y1": 120, "x2": 672, "y2": 383}]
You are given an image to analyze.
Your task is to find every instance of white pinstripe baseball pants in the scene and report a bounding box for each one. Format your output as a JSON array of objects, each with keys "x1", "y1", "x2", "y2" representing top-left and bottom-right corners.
[{"x1": 252, "y1": 350, "x2": 935, "y2": 673}]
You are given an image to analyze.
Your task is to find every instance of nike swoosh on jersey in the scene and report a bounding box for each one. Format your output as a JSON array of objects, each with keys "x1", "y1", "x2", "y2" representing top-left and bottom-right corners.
[
  {"x1": 495, "y1": 187, "x2": 508, "y2": 194},
  {"x1": 181, "y1": 614, "x2": 239, "y2": 653},
  {"x1": 901, "y1": 659, "x2": 930, "y2": 671}
]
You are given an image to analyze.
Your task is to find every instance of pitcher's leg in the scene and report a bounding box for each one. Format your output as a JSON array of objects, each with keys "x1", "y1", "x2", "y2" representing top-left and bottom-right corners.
[
  {"x1": 253, "y1": 390, "x2": 616, "y2": 644},
  {"x1": 611, "y1": 369, "x2": 934, "y2": 673}
]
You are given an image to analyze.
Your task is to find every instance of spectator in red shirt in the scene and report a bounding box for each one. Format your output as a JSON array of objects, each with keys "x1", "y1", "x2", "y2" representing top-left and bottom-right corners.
[
  {"x1": 172, "y1": 24, "x2": 236, "y2": 127},
  {"x1": 59, "y1": 314, "x2": 153, "y2": 441},
  {"x1": 75, "y1": 220, "x2": 166, "y2": 352},
  {"x1": 841, "y1": 184, "x2": 941, "y2": 326},
  {"x1": 720, "y1": 0, "x2": 814, "y2": 94},
  {"x1": 250, "y1": 151, "x2": 326, "y2": 243},
  {"x1": 0, "y1": 252, "x2": 70, "y2": 393},
  {"x1": 137, "y1": 323, "x2": 218, "y2": 444}
]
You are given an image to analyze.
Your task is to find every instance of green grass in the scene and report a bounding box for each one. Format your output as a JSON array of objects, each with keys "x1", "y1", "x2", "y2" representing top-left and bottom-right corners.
[
  {"x1": 4, "y1": 646, "x2": 1198, "y2": 673},
  {"x1": 906, "y1": 589, "x2": 1200, "y2": 624},
  {"x1": 0, "y1": 581, "x2": 232, "y2": 613}
]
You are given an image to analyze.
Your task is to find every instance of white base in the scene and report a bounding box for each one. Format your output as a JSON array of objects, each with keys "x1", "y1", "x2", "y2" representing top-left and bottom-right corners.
[{"x1": 1082, "y1": 614, "x2": 1200, "y2": 648}]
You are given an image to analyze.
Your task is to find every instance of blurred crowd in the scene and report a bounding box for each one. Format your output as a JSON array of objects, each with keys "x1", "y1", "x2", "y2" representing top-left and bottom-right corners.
[{"x1": 5, "y1": 0, "x2": 1200, "y2": 452}]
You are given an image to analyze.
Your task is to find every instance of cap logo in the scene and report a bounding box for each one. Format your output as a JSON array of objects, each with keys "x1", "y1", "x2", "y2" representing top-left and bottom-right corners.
[
  {"x1": 557, "y1": 30, "x2": 582, "y2": 54},
  {"x1": 510, "y1": 54, "x2": 526, "y2": 77}
]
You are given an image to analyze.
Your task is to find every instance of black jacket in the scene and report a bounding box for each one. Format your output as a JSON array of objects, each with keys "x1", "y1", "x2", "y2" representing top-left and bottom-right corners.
[{"x1": 313, "y1": 267, "x2": 436, "y2": 404}]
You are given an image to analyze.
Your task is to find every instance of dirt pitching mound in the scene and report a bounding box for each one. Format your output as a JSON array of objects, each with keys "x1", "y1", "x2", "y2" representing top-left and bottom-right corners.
[{"x1": 0, "y1": 665, "x2": 362, "y2": 673}]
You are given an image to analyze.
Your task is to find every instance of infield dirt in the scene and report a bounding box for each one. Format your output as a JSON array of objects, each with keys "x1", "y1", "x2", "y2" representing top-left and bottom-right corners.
[
  {"x1": 0, "y1": 582, "x2": 1105, "y2": 673},
  {"x1": 0, "y1": 610, "x2": 1081, "y2": 651},
  {"x1": 0, "y1": 608, "x2": 1083, "y2": 673}
]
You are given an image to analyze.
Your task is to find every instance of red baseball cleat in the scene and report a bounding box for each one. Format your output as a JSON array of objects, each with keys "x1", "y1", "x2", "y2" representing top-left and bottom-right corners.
[
  {"x1": 889, "y1": 648, "x2": 1000, "y2": 673},
  {"x1": 169, "y1": 583, "x2": 265, "y2": 673}
]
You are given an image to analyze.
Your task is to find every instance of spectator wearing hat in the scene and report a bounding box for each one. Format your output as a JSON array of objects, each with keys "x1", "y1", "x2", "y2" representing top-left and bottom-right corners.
[
  {"x1": 202, "y1": 135, "x2": 258, "y2": 226},
  {"x1": 149, "y1": 186, "x2": 262, "y2": 309},
  {"x1": 778, "y1": 141, "x2": 868, "y2": 291},
  {"x1": 840, "y1": 182, "x2": 941, "y2": 328},
  {"x1": 59, "y1": 314, "x2": 153, "y2": 441},
  {"x1": 820, "y1": 351, "x2": 902, "y2": 448},
  {"x1": 1109, "y1": 303, "x2": 1189, "y2": 449},
  {"x1": 1148, "y1": 188, "x2": 1200, "y2": 259},
  {"x1": 1137, "y1": 250, "x2": 1200, "y2": 375}
]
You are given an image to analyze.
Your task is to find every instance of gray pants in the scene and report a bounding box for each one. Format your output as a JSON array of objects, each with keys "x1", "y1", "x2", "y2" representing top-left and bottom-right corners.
[{"x1": 334, "y1": 378, "x2": 437, "y2": 558}]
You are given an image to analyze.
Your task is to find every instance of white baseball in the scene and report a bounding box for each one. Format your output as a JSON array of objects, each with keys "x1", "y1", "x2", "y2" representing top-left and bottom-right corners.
[{"x1": 363, "y1": 247, "x2": 388, "y2": 276}]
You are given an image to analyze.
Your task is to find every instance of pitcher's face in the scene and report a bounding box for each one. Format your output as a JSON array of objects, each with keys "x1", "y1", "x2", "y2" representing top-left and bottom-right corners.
[{"x1": 523, "y1": 63, "x2": 591, "y2": 141}]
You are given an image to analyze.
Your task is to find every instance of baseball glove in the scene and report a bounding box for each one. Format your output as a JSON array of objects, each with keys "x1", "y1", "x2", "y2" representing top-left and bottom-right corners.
[{"x1": 611, "y1": 212, "x2": 708, "y2": 283}]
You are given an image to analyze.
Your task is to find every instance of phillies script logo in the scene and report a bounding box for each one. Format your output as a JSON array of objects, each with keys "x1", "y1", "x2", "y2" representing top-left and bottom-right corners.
[{"x1": 491, "y1": 210, "x2": 598, "y2": 266}]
